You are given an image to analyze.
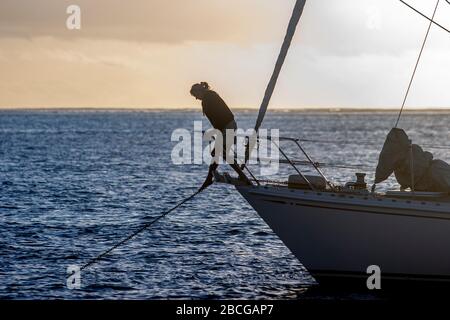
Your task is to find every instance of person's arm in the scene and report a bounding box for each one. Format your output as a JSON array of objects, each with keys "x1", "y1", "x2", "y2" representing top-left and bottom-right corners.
[
  {"x1": 199, "y1": 163, "x2": 217, "y2": 191},
  {"x1": 198, "y1": 142, "x2": 218, "y2": 191}
]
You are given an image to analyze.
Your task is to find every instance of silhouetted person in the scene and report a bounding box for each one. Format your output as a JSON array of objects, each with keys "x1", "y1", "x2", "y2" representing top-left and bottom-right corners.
[{"x1": 190, "y1": 82, "x2": 251, "y2": 190}]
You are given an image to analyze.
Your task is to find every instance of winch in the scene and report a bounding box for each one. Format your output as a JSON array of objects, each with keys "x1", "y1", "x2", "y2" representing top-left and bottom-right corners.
[{"x1": 345, "y1": 173, "x2": 368, "y2": 191}]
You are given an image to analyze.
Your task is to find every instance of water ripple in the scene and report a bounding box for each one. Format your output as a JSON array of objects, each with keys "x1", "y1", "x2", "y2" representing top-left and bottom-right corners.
[{"x1": 0, "y1": 110, "x2": 448, "y2": 299}]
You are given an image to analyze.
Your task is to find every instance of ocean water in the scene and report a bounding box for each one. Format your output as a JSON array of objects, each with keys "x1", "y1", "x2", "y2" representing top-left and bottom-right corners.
[{"x1": 0, "y1": 110, "x2": 449, "y2": 299}]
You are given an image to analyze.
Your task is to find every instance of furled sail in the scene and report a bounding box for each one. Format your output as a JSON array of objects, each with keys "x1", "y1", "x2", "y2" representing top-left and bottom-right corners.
[
  {"x1": 244, "y1": 0, "x2": 307, "y2": 166},
  {"x1": 374, "y1": 128, "x2": 450, "y2": 192},
  {"x1": 254, "y1": 0, "x2": 307, "y2": 131}
]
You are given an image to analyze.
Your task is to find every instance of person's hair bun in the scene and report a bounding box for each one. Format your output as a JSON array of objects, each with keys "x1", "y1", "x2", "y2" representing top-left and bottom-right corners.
[
  {"x1": 200, "y1": 82, "x2": 210, "y2": 90},
  {"x1": 190, "y1": 82, "x2": 210, "y2": 96}
]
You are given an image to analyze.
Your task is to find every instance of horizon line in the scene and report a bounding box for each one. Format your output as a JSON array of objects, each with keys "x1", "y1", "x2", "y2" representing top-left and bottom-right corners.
[{"x1": 1, "y1": 106, "x2": 450, "y2": 113}]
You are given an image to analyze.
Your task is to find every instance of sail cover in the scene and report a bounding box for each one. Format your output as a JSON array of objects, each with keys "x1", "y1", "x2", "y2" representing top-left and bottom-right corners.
[
  {"x1": 254, "y1": 0, "x2": 307, "y2": 131},
  {"x1": 374, "y1": 128, "x2": 450, "y2": 192}
]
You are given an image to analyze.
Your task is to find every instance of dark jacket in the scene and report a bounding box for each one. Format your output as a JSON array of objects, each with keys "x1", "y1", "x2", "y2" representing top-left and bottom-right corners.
[{"x1": 202, "y1": 90, "x2": 234, "y2": 130}]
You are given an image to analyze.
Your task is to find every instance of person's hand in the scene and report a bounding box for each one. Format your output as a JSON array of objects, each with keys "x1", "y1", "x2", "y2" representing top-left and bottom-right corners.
[
  {"x1": 199, "y1": 173, "x2": 213, "y2": 191},
  {"x1": 199, "y1": 170, "x2": 214, "y2": 192}
]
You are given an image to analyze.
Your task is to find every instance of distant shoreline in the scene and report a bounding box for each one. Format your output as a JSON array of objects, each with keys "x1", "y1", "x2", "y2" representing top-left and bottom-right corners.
[{"x1": 1, "y1": 107, "x2": 450, "y2": 114}]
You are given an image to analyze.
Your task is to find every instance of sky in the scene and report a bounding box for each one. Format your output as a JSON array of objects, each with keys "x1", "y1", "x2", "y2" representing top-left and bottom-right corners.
[{"x1": 0, "y1": 0, "x2": 449, "y2": 109}]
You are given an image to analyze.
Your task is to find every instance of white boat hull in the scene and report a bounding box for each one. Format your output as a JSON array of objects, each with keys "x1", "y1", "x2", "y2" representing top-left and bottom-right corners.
[{"x1": 237, "y1": 185, "x2": 450, "y2": 286}]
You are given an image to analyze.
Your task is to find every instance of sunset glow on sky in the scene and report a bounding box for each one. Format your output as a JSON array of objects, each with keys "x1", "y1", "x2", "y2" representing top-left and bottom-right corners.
[{"x1": 0, "y1": 0, "x2": 449, "y2": 109}]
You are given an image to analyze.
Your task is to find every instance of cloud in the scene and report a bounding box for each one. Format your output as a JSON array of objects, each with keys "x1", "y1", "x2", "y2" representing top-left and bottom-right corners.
[
  {"x1": 273, "y1": 45, "x2": 450, "y2": 108},
  {"x1": 299, "y1": 0, "x2": 450, "y2": 55},
  {"x1": 0, "y1": 0, "x2": 289, "y2": 43},
  {"x1": 2, "y1": 0, "x2": 449, "y2": 51},
  {"x1": 0, "y1": 0, "x2": 449, "y2": 108}
]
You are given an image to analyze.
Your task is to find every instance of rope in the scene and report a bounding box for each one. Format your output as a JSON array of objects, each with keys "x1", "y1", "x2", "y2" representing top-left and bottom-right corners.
[
  {"x1": 296, "y1": 138, "x2": 450, "y2": 150},
  {"x1": 395, "y1": 0, "x2": 440, "y2": 128},
  {"x1": 258, "y1": 158, "x2": 373, "y2": 170},
  {"x1": 75, "y1": 188, "x2": 205, "y2": 274},
  {"x1": 398, "y1": 0, "x2": 450, "y2": 34}
]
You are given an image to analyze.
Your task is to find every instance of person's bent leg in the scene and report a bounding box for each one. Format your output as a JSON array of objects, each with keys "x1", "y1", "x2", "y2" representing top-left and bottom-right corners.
[{"x1": 222, "y1": 127, "x2": 252, "y2": 186}]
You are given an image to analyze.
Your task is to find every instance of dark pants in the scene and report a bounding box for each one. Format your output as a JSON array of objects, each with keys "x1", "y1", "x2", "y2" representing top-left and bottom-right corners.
[{"x1": 209, "y1": 120, "x2": 251, "y2": 185}]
